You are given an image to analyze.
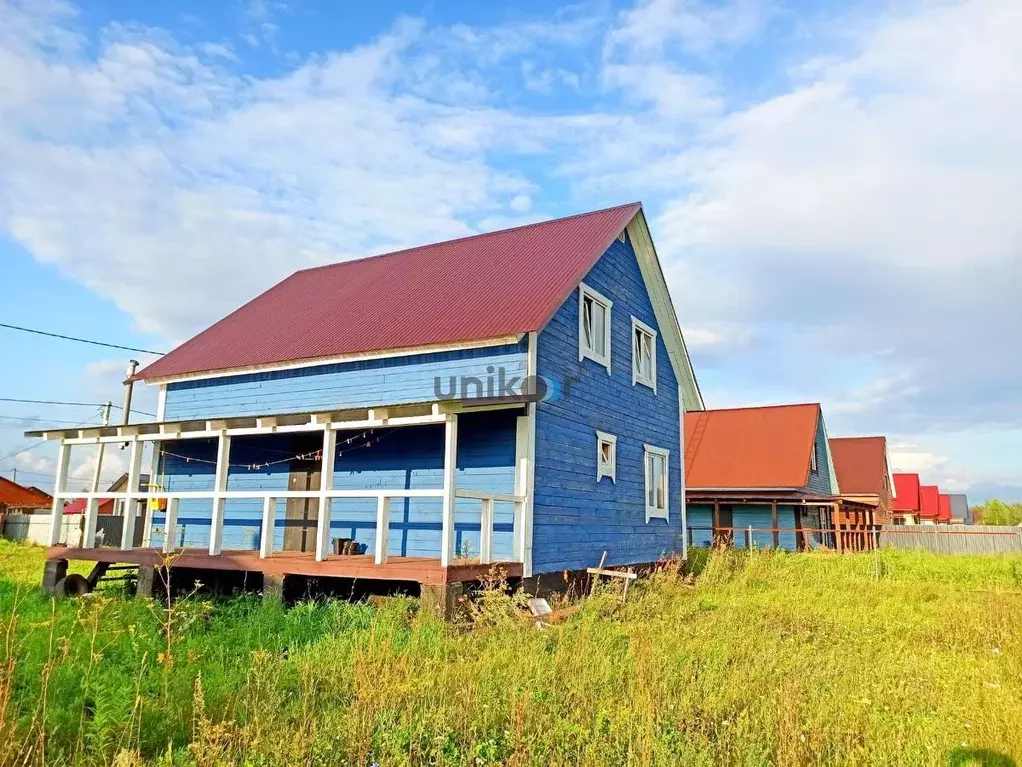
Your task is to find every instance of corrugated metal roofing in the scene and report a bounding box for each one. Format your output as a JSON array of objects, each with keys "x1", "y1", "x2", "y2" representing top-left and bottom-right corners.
[
  {"x1": 949, "y1": 493, "x2": 970, "y2": 522},
  {"x1": 829, "y1": 436, "x2": 888, "y2": 496},
  {"x1": 138, "y1": 202, "x2": 642, "y2": 381},
  {"x1": 892, "y1": 473, "x2": 920, "y2": 512},
  {"x1": 937, "y1": 493, "x2": 952, "y2": 522},
  {"x1": 0, "y1": 476, "x2": 52, "y2": 509},
  {"x1": 684, "y1": 403, "x2": 821, "y2": 490},
  {"x1": 919, "y1": 485, "x2": 940, "y2": 519}
]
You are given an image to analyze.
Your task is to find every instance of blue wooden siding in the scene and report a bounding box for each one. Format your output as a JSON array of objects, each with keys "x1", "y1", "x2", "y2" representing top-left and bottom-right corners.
[
  {"x1": 687, "y1": 504, "x2": 713, "y2": 547},
  {"x1": 685, "y1": 504, "x2": 799, "y2": 550},
  {"x1": 805, "y1": 411, "x2": 836, "y2": 495},
  {"x1": 163, "y1": 341, "x2": 528, "y2": 420},
  {"x1": 150, "y1": 409, "x2": 518, "y2": 559},
  {"x1": 531, "y1": 233, "x2": 684, "y2": 574}
]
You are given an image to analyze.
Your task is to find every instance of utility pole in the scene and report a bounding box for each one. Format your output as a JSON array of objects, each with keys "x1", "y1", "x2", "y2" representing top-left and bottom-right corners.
[{"x1": 90, "y1": 402, "x2": 112, "y2": 494}]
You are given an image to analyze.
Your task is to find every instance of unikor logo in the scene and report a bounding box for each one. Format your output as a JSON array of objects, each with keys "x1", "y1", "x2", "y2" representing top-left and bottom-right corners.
[{"x1": 433, "y1": 367, "x2": 585, "y2": 403}]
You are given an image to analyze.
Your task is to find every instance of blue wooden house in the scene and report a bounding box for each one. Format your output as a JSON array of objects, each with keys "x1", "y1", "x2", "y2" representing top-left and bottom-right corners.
[{"x1": 34, "y1": 202, "x2": 703, "y2": 610}]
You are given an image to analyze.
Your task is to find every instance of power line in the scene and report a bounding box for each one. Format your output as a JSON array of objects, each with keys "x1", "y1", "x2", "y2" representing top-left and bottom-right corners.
[
  {"x1": 0, "y1": 398, "x2": 155, "y2": 417},
  {"x1": 0, "y1": 323, "x2": 165, "y2": 356},
  {"x1": 0, "y1": 410, "x2": 102, "y2": 465},
  {"x1": 0, "y1": 414, "x2": 98, "y2": 426}
]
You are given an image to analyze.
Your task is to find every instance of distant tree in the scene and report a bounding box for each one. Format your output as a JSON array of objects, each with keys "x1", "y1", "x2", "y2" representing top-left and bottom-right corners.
[{"x1": 972, "y1": 499, "x2": 1022, "y2": 526}]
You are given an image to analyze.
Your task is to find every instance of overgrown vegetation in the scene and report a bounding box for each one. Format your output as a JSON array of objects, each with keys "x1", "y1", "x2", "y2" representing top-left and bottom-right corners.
[
  {"x1": 972, "y1": 498, "x2": 1022, "y2": 526},
  {"x1": 1, "y1": 540, "x2": 1020, "y2": 766}
]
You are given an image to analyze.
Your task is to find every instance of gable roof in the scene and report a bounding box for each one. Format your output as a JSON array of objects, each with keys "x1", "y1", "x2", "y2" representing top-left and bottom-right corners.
[
  {"x1": 829, "y1": 437, "x2": 889, "y2": 496},
  {"x1": 685, "y1": 403, "x2": 824, "y2": 490},
  {"x1": 136, "y1": 203, "x2": 700, "y2": 402},
  {"x1": 938, "y1": 493, "x2": 952, "y2": 522},
  {"x1": 919, "y1": 485, "x2": 940, "y2": 519},
  {"x1": 892, "y1": 473, "x2": 920, "y2": 512},
  {"x1": 0, "y1": 476, "x2": 52, "y2": 509},
  {"x1": 949, "y1": 493, "x2": 970, "y2": 522}
]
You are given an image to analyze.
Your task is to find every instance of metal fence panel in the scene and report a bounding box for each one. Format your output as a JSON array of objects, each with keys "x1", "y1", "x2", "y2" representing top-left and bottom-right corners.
[{"x1": 878, "y1": 524, "x2": 1022, "y2": 555}]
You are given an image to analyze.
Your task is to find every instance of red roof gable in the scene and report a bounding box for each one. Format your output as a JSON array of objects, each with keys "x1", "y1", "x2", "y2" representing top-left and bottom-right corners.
[
  {"x1": 919, "y1": 485, "x2": 940, "y2": 519},
  {"x1": 0, "y1": 476, "x2": 52, "y2": 509},
  {"x1": 685, "y1": 404, "x2": 822, "y2": 490},
  {"x1": 938, "y1": 493, "x2": 952, "y2": 522},
  {"x1": 829, "y1": 436, "x2": 888, "y2": 496},
  {"x1": 892, "y1": 473, "x2": 920, "y2": 512},
  {"x1": 138, "y1": 203, "x2": 642, "y2": 381}
]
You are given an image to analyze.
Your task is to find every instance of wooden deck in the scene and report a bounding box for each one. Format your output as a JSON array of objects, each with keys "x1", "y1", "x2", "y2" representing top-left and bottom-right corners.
[{"x1": 47, "y1": 546, "x2": 521, "y2": 586}]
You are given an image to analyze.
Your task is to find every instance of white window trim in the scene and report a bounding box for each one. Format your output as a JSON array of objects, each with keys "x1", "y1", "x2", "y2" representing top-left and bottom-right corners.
[
  {"x1": 630, "y1": 316, "x2": 657, "y2": 393},
  {"x1": 596, "y1": 430, "x2": 617, "y2": 483},
  {"x1": 578, "y1": 282, "x2": 612, "y2": 373},
  {"x1": 643, "y1": 444, "x2": 670, "y2": 522},
  {"x1": 810, "y1": 444, "x2": 818, "y2": 473},
  {"x1": 616, "y1": 230, "x2": 627, "y2": 244}
]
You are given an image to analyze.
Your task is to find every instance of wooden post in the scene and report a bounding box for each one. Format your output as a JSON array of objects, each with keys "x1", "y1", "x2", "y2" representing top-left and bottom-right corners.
[
  {"x1": 83, "y1": 498, "x2": 100, "y2": 548},
  {"x1": 794, "y1": 505, "x2": 804, "y2": 551},
  {"x1": 48, "y1": 441, "x2": 72, "y2": 546},
  {"x1": 440, "y1": 414, "x2": 459, "y2": 568},
  {"x1": 712, "y1": 501, "x2": 720, "y2": 547},
  {"x1": 163, "y1": 497, "x2": 180, "y2": 554},
  {"x1": 120, "y1": 440, "x2": 145, "y2": 551},
  {"x1": 771, "y1": 501, "x2": 779, "y2": 549},
  {"x1": 834, "y1": 503, "x2": 844, "y2": 554},
  {"x1": 374, "y1": 495, "x2": 390, "y2": 565},
  {"x1": 208, "y1": 433, "x2": 231, "y2": 555},
  {"x1": 512, "y1": 500, "x2": 524, "y2": 562},
  {"x1": 259, "y1": 496, "x2": 276, "y2": 559},
  {"x1": 315, "y1": 428, "x2": 336, "y2": 562},
  {"x1": 479, "y1": 497, "x2": 494, "y2": 565}
]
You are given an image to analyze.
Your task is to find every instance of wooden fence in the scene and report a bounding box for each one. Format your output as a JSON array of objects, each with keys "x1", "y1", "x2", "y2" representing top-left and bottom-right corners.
[{"x1": 878, "y1": 524, "x2": 1022, "y2": 555}]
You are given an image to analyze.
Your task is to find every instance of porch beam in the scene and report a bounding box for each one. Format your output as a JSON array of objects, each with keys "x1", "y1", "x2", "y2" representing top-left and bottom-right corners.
[
  {"x1": 259, "y1": 496, "x2": 276, "y2": 559},
  {"x1": 479, "y1": 498, "x2": 494, "y2": 565},
  {"x1": 208, "y1": 433, "x2": 231, "y2": 555},
  {"x1": 374, "y1": 496, "x2": 390, "y2": 565},
  {"x1": 83, "y1": 499, "x2": 100, "y2": 548},
  {"x1": 120, "y1": 440, "x2": 145, "y2": 551},
  {"x1": 315, "y1": 427, "x2": 336, "y2": 562},
  {"x1": 440, "y1": 414, "x2": 459, "y2": 568},
  {"x1": 47, "y1": 441, "x2": 72, "y2": 546},
  {"x1": 771, "y1": 501, "x2": 779, "y2": 549},
  {"x1": 163, "y1": 497, "x2": 180, "y2": 553}
]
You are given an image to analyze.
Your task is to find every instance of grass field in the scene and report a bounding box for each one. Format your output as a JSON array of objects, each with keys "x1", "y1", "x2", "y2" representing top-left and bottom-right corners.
[{"x1": 1, "y1": 541, "x2": 1020, "y2": 766}]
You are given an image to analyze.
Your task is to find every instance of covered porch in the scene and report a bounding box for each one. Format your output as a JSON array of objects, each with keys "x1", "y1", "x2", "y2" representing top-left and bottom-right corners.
[{"x1": 32, "y1": 399, "x2": 534, "y2": 594}]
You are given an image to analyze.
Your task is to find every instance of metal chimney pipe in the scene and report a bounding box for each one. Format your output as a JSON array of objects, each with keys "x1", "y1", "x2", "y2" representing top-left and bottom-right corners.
[{"x1": 121, "y1": 359, "x2": 139, "y2": 426}]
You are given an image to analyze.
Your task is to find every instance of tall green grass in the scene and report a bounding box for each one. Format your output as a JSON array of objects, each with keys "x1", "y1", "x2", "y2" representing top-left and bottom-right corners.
[{"x1": 1, "y1": 540, "x2": 1020, "y2": 766}]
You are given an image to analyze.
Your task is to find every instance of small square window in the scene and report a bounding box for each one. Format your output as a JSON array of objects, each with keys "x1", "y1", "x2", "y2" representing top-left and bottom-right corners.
[
  {"x1": 579, "y1": 283, "x2": 612, "y2": 372},
  {"x1": 596, "y1": 431, "x2": 616, "y2": 483},
  {"x1": 644, "y1": 444, "x2": 669, "y2": 522},
  {"x1": 631, "y1": 317, "x2": 657, "y2": 392}
]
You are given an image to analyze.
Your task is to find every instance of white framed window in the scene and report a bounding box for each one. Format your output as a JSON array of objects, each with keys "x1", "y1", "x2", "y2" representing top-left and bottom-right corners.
[
  {"x1": 616, "y1": 230, "x2": 627, "y2": 244},
  {"x1": 810, "y1": 444, "x2": 818, "y2": 473},
  {"x1": 596, "y1": 430, "x2": 617, "y2": 483},
  {"x1": 578, "y1": 282, "x2": 612, "y2": 372},
  {"x1": 644, "y1": 444, "x2": 670, "y2": 522},
  {"x1": 631, "y1": 317, "x2": 657, "y2": 392}
]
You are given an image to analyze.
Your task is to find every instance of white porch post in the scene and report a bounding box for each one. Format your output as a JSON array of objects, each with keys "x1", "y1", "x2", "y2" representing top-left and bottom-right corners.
[
  {"x1": 260, "y1": 496, "x2": 276, "y2": 559},
  {"x1": 82, "y1": 436, "x2": 108, "y2": 549},
  {"x1": 315, "y1": 427, "x2": 336, "y2": 562},
  {"x1": 440, "y1": 413, "x2": 459, "y2": 567},
  {"x1": 479, "y1": 498, "x2": 494, "y2": 565},
  {"x1": 374, "y1": 495, "x2": 390, "y2": 565},
  {"x1": 163, "y1": 497, "x2": 180, "y2": 553},
  {"x1": 48, "y1": 441, "x2": 72, "y2": 546},
  {"x1": 208, "y1": 433, "x2": 231, "y2": 555},
  {"x1": 120, "y1": 440, "x2": 145, "y2": 551}
]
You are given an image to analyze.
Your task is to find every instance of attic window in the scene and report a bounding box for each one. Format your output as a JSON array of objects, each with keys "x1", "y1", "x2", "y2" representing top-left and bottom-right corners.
[
  {"x1": 617, "y1": 230, "x2": 627, "y2": 244},
  {"x1": 631, "y1": 317, "x2": 657, "y2": 392},
  {"x1": 596, "y1": 431, "x2": 617, "y2": 483},
  {"x1": 811, "y1": 444, "x2": 818, "y2": 474},
  {"x1": 579, "y1": 283, "x2": 612, "y2": 372}
]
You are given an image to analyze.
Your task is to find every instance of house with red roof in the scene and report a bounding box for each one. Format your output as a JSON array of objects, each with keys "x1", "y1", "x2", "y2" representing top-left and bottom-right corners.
[
  {"x1": 919, "y1": 485, "x2": 941, "y2": 524},
  {"x1": 829, "y1": 436, "x2": 894, "y2": 548},
  {"x1": 684, "y1": 403, "x2": 860, "y2": 551},
  {"x1": 892, "y1": 473, "x2": 921, "y2": 524},
  {"x1": 0, "y1": 476, "x2": 53, "y2": 515},
  {"x1": 29, "y1": 203, "x2": 704, "y2": 608}
]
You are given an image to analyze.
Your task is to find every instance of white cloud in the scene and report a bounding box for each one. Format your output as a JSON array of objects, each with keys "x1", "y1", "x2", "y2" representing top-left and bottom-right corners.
[{"x1": 608, "y1": 0, "x2": 766, "y2": 57}]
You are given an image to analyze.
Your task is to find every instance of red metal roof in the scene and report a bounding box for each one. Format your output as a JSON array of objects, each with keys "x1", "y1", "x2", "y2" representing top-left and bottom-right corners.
[
  {"x1": 919, "y1": 485, "x2": 940, "y2": 520},
  {"x1": 685, "y1": 403, "x2": 822, "y2": 490},
  {"x1": 829, "y1": 437, "x2": 888, "y2": 496},
  {"x1": 0, "y1": 477, "x2": 52, "y2": 509},
  {"x1": 892, "y1": 473, "x2": 920, "y2": 512},
  {"x1": 138, "y1": 203, "x2": 642, "y2": 381},
  {"x1": 937, "y1": 493, "x2": 952, "y2": 522}
]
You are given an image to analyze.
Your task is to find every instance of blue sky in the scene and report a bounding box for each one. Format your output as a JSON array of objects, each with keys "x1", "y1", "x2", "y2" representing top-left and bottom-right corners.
[{"x1": 2, "y1": 0, "x2": 1020, "y2": 501}]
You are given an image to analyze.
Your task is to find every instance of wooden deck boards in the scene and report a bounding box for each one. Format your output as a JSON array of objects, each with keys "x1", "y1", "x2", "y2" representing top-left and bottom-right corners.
[{"x1": 47, "y1": 546, "x2": 521, "y2": 585}]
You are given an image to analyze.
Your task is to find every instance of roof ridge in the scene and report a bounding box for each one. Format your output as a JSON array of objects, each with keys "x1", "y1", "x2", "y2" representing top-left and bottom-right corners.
[
  {"x1": 700, "y1": 402, "x2": 820, "y2": 414},
  {"x1": 830, "y1": 435, "x2": 885, "y2": 441},
  {"x1": 295, "y1": 202, "x2": 643, "y2": 276}
]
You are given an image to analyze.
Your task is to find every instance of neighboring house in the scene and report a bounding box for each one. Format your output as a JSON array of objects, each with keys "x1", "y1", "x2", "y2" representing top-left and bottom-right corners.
[
  {"x1": 949, "y1": 493, "x2": 970, "y2": 524},
  {"x1": 829, "y1": 436, "x2": 895, "y2": 537},
  {"x1": 919, "y1": 485, "x2": 940, "y2": 524},
  {"x1": 938, "y1": 493, "x2": 952, "y2": 524},
  {"x1": 64, "y1": 474, "x2": 152, "y2": 516},
  {"x1": 892, "y1": 473, "x2": 921, "y2": 524},
  {"x1": 684, "y1": 403, "x2": 860, "y2": 551},
  {"x1": 0, "y1": 476, "x2": 53, "y2": 514},
  {"x1": 32, "y1": 202, "x2": 704, "y2": 609}
]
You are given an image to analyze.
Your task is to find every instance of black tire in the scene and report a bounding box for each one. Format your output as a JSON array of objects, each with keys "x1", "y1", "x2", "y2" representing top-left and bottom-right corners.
[{"x1": 55, "y1": 573, "x2": 91, "y2": 597}]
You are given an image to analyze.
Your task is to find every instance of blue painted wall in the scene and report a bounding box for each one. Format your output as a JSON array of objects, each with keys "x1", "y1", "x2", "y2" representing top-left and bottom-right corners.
[
  {"x1": 151, "y1": 409, "x2": 518, "y2": 560},
  {"x1": 163, "y1": 342, "x2": 528, "y2": 420},
  {"x1": 531, "y1": 232, "x2": 684, "y2": 574},
  {"x1": 686, "y1": 503, "x2": 800, "y2": 550},
  {"x1": 806, "y1": 410, "x2": 835, "y2": 496}
]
